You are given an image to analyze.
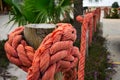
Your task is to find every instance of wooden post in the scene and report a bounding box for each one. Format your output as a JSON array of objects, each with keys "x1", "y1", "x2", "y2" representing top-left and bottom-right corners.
[
  {"x1": 0, "y1": 0, "x2": 3, "y2": 13},
  {"x1": 24, "y1": 24, "x2": 56, "y2": 49},
  {"x1": 24, "y1": 24, "x2": 64, "y2": 80}
]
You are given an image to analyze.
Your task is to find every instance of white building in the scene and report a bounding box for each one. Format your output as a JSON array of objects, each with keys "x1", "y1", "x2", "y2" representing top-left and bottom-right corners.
[{"x1": 83, "y1": 0, "x2": 120, "y2": 7}]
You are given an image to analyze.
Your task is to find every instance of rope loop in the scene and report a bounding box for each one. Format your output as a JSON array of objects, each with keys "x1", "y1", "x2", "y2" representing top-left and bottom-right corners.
[{"x1": 4, "y1": 23, "x2": 80, "y2": 80}]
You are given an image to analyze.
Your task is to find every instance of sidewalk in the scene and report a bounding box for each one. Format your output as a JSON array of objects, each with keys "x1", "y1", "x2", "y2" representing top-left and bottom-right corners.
[
  {"x1": 0, "y1": 15, "x2": 27, "y2": 80},
  {"x1": 0, "y1": 15, "x2": 17, "y2": 40},
  {"x1": 102, "y1": 19, "x2": 120, "y2": 80}
]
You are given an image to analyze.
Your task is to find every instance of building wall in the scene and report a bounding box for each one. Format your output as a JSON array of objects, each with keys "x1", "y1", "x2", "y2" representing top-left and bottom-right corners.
[{"x1": 83, "y1": 0, "x2": 120, "y2": 7}]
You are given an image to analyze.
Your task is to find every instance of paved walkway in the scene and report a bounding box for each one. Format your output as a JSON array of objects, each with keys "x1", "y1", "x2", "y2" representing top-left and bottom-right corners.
[
  {"x1": 0, "y1": 15, "x2": 27, "y2": 80},
  {"x1": 102, "y1": 19, "x2": 120, "y2": 80},
  {"x1": 0, "y1": 15, "x2": 18, "y2": 40}
]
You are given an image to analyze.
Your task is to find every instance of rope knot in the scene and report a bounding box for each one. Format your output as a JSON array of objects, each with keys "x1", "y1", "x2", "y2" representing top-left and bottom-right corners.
[
  {"x1": 76, "y1": 16, "x2": 83, "y2": 23},
  {"x1": 4, "y1": 23, "x2": 80, "y2": 80}
]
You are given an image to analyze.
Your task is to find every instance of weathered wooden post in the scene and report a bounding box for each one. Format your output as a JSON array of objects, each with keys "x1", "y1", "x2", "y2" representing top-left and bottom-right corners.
[
  {"x1": 24, "y1": 24, "x2": 56, "y2": 49},
  {"x1": 24, "y1": 24, "x2": 66, "y2": 80}
]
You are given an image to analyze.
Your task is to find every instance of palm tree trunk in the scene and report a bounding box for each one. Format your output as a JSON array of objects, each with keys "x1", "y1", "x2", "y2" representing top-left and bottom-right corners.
[{"x1": 73, "y1": 0, "x2": 83, "y2": 40}]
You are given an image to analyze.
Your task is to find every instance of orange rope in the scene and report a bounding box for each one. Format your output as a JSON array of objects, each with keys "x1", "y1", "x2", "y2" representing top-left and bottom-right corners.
[
  {"x1": 76, "y1": 13, "x2": 93, "y2": 80},
  {"x1": 76, "y1": 8, "x2": 101, "y2": 80},
  {"x1": 4, "y1": 23, "x2": 80, "y2": 80},
  {"x1": 4, "y1": 8, "x2": 101, "y2": 80}
]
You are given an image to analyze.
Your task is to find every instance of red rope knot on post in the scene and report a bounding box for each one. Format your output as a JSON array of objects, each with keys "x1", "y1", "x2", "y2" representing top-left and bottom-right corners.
[
  {"x1": 76, "y1": 13, "x2": 94, "y2": 45},
  {"x1": 4, "y1": 23, "x2": 80, "y2": 80},
  {"x1": 76, "y1": 13, "x2": 94, "y2": 80}
]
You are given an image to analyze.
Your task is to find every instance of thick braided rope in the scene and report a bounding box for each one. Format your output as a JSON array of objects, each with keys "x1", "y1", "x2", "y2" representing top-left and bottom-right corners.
[
  {"x1": 4, "y1": 23, "x2": 80, "y2": 80},
  {"x1": 84, "y1": 8, "x2": 101, "y2": 44},
  {"x1": 76, "y1": 8, "x2": 101, "y2": 80},
  {"x1": 27, "y1": 23, "x2": 80, "y2": 80},
  {"x1": 86, "y1": 8, "x2": 101, "y2": 32},
  {"x1": 4, "y1": 27, "x2": 33, "y2": 72},
  {"x1": 76, "y1": 13, "x2": 94, "y2": 80}
]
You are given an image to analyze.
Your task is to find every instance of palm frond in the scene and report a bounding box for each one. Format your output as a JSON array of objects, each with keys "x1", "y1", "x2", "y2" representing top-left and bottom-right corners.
[
  {"x1": 5, "y1": 0, "x2": 72, "y2": 25},
  {"x1": 5, "y1": 0, "x2": 26, "y2": 26}
]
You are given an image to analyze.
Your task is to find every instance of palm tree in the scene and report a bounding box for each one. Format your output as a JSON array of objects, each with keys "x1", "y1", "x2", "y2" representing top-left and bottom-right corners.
[
  {"x1": 4, "y1": 0, "x2": 73, "y2": 49},
  {"x1": 5, "y1": 0, "x2": 72, "y2": 25},
  {"x1": 73, "y1": 0, "x2": 83, "y2": 40}
]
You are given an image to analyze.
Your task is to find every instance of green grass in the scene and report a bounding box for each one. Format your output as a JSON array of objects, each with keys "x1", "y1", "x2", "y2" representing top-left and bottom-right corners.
[{"x1": 84, "y1": 24, "x2": 110, "y2": 80}]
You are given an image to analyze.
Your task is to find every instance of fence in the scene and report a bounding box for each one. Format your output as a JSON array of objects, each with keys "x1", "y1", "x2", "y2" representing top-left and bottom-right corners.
[{"x1": 77, "y1": 7, "x2": 101, "y2": 80}]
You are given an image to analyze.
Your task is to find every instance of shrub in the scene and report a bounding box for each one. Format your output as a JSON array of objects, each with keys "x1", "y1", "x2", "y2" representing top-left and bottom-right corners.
[
  {"x1": 4, "y1": 0, "x2": 73, "y2": 25},
  {"x1": 110, "y1": 8, "x2": 119, "y2": 18},
  {"x1": 112, "y1": 2, "x2": 119, "y2": 8}
]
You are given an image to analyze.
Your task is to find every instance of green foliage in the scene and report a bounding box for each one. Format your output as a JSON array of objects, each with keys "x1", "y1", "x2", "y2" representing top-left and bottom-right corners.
[
  {"x1": 111, "y1": 2, "x2": 119, "y2": 18},
  {"x1": 105, "y1": 8, "x2": 120, "y2": 19},
  {"x1": 112, "y1": 2, "x2": 119, "y2": 8},
  {"x1": 4, "y1": 0, "x2": 72, "y2": 26},
  {"x1": 4, "y1": 0, "x2": 26, "y2": 26},
  {"x1": 0, "y1": 40, "x2": 9, "y2": 68},
  {"x1": 110, "y1": 8, "x2": 119, "y2": 18},
  {"x1": 84, "y1": 24, "x2": 109, "y2": 80}
]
